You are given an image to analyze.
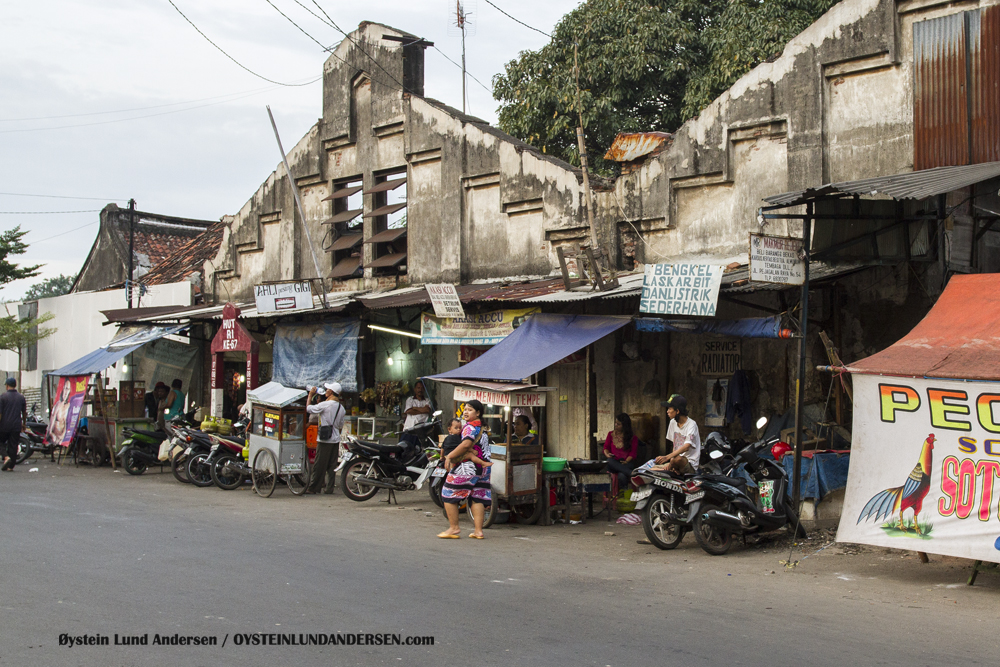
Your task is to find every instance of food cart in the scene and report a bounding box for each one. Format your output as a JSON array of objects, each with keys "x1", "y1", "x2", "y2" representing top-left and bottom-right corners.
[
  {"x1": 245, "y1": 382, "x2": 309, "y2": 497},
  {"x1": 437, "y1": 379, "x2": 551, "y2": 525}
]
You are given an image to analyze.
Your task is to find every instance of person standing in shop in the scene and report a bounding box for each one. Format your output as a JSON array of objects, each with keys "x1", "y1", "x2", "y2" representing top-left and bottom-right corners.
[{"x1": 306, "y1": 382, "x2": 345, "y2": 495}]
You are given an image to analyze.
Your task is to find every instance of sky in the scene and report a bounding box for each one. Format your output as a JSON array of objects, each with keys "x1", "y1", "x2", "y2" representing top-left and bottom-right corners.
[{"x1": 0, "y1": 0, "x2": 582, "y2": 301}]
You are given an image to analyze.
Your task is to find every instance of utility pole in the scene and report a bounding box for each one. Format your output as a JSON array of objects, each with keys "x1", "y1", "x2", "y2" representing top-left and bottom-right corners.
[
  {"x1": 127, "y1": 199, "x2": 136, "y2": 308},
  {"x1": 457, "y1": 1, "x2": 467, "y2": 114}
]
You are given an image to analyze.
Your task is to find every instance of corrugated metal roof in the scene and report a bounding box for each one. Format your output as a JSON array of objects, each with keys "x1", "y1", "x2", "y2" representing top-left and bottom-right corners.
[
  {"x1": 764, "y1": 161, "x2": 1000, "y2": 207},
  {"x1": 103, "y1": 291, "x2": 360, "y2": 323},
  {"x1": 721, "y1": 261, "x2": 872, "y2": 293},
  {"x1": 604, "y1": 132, "x2": 673, "y2": 162}
]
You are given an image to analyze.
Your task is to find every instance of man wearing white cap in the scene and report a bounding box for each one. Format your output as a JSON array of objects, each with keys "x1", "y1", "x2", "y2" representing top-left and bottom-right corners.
[{"x1": 306, "y1": 382, "x2": 345, "y2": 494}]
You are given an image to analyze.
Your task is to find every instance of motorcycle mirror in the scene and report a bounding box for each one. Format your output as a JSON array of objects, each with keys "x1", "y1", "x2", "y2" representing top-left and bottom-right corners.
[
  {"x1": 709, "y1": 449, "x2": 724, "y2": 460},
  {"x1": 432, "y1": 410, "x2": 442, "y2": 417},
  {"x1": 756, "y1": 416, "x2": 768, "y2": 430}
]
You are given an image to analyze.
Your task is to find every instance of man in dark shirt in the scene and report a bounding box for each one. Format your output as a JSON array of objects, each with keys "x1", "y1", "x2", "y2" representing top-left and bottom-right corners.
[{"x1": 0, "y1": 377, "x2": 27, "y2": 471}]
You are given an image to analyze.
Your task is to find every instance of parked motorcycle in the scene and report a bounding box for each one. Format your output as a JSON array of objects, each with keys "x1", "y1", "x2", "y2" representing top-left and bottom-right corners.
[
  {"x1": 16, "y1": 404, "x2": 55, "y2": 464},
  {"x1": 630, "y1": 431, "x2": 737, "y2": 550},
  {"x1": 187, "y1": 419, "x2": 248, "y2": 488},
  {"x1": 691, "y1": 417, "x2": 806, "y2": 555},
  {"x1": 209, "y1": 436, "x2": 252, "y2": 490},
  {"x1": 339, "y1": 423, "x2": 440, "y2": 502},
  {"x1": 119, "y1": 426, "x2": 170, "y2": 476},
  {"x1": 169, "y1": 424, "x2": 214, "y2": 484}
]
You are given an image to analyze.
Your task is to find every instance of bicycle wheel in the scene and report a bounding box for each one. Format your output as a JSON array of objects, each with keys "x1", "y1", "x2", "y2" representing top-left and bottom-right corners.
[
  {"x1": 252, "y1": 448, "x2": 277, "y2": 498},
  {"x1": 287, "y1": 456, "x2": 310, "y2": 496}
]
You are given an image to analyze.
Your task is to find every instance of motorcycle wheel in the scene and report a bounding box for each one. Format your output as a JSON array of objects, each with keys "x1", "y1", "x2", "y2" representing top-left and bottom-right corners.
[
  {"x1": 123, "y1": 450, "x2": 147, "y2": 476},
  {"x1": 642, "y1": 496, "x2": 685, "y2": 550},
  {"x1": 428, "y1": 478, "x2": 444, "y2": 508},
  {"x1": 441, "y1": 499, "x2": 494, "y2": 526},
  {"x1": 171, "y1": 451, "x2": 191, "y2": 484},
  {"x1": 187, "y1": 452, "x2": 214, "y2": 487},
  {"x1": 341, "y1": 459, "x2": 379, "y2": 501},
  {"x1": 16, "y1": 435, "x2": 33, "y2": 465},
  {"x1": 512, "y1": 493, "x2": 543, "y2": 525},
  {"x1": 786, "y1": 502, "x2": 808, "y2": 539},
  {"x1": 212, "y1": 454, "x2": 244, "y2": 491},
  {"x1": 693, "y1": 503, "x2": 734, "y2": 556},
  {"x1": 252, "y1": 448, "x2": 277, "y2": 498}
]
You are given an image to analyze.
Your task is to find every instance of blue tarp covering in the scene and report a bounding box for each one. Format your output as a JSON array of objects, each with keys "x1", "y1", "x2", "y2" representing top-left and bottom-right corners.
[
  {"x1": 272, "y1": 319, "x2": 360, "y2": 392},
  {"x1": 50, "y1": 344, "x2": 142, "y2": 377},
  {"x1": 430, "y1": 313, "x2": 630, "y2": 382},
  {"x1": 731, "y1": 451, "x2": 851, "y2": 502},
  {"x1": 634, "y1": 316, "x2": 784, "y2": 338}
]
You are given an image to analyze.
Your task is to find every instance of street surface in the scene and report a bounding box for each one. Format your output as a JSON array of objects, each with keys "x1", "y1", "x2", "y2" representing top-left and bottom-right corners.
[{"x1": 1, "y1": 460, "x2": 998, "y2": 666}]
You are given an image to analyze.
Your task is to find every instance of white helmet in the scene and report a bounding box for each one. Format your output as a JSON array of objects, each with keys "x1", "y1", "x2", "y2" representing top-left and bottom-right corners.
[{"x1": 323, "y1": 382, "x2": 342, "y2": 396}]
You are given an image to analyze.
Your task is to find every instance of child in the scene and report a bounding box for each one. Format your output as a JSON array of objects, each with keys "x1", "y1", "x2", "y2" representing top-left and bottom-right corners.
[{"x1": 442, "y1": 417, "x2": 492, "y2": 472}]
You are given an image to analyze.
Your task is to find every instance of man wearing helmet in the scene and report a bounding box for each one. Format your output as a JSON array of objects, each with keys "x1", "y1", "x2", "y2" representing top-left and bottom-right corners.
[{"x1": 306, "y1": 382, "x2": 346, "y2": 495}]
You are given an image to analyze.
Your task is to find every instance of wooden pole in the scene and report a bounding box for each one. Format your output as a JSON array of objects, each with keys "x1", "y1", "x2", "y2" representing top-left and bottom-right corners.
[{"x1": 95, "y1": 373, "x2": 117, "y2": 471}]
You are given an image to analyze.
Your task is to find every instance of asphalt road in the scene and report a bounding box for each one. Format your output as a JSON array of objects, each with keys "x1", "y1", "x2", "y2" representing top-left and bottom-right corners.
[{"x1": 1, "y1": 462, "x2": 997, "y2": 667}]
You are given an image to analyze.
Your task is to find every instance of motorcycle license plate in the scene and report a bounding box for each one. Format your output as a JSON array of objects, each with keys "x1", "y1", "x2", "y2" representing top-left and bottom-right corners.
[
  {"x1": 432, "y1": 468, "x2": 446, "y2": 478},
  {"x1": 685, "y1": 491, "x2": 705, "y2": 504},
  {"x1": 184, "y1": 447, "x2": 193, "y2": 455},
  {"x1": 631, "y1": 487, "x2": 653, "y2": 502}
]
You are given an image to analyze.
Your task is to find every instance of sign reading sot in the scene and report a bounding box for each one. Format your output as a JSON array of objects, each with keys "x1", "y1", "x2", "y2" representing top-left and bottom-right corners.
[
  {"x1": 254, "y1": 281, "x2": 313, "y2": 314},
  {"x1": 640, "y1": 263, "x2": 724, "y2": 316},
  {"x1": 838, "y1": 374, "x2": 1000, "y2": 562}
]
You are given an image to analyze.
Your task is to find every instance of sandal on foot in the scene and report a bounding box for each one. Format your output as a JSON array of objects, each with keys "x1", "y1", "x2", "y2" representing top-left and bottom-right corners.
[
  {"x1": 437, "y1": 532, "x2": 460, "y2": 539},
  {"x1": 468, "y1": 533, "x2": 484, "y2": 539}
]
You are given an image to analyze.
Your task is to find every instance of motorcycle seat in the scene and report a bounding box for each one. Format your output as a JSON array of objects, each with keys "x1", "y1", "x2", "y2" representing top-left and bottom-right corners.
[
  {"x1": 699, "y1": 473, "x2": 748, "y2": 488},
  {"x1": 355, "y1": 439, "x2": 405, "y2": 455},
  {"x1": 217, "y1": 435, "x2": 245, "y2": 446},
  {"x1": 132, "y1": 429, "x2": 167, "y2": 441}
]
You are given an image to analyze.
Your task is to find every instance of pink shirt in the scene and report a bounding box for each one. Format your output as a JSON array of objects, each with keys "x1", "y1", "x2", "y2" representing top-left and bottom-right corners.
[{"x1": 604, "y1": 433, "x2": 638, "y2": 461}]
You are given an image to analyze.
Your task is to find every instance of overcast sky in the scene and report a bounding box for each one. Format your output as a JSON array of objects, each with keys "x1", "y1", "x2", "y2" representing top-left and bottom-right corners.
[{"x1": 0, "y1": 0, "x2": 581, "y2": 301}]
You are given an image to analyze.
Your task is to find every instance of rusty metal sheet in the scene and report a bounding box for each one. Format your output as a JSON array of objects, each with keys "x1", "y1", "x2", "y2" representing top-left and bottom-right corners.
[
  {"x1": 972, "y1": 5, "x2": 1000, "y2": 164},
  {"x1": 914, "y1": 12, "x2": 969, "y2": 170},
  {"x1": 847, "y1": 273, "x2": 1000, "y2": 380},
  {"x1": 603, "y1": 132, "x2": 672, "y2": 162}
]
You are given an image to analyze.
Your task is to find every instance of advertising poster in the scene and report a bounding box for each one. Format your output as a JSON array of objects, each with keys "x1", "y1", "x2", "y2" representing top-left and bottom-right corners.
[
  {"x1": 46, "y1": 375, "x2": 88, "y2": 448},
  {"x1": 639, "y1": 262, "x2": 724, "y2": 316},
  {"x1": 420, "y1": 308, "x2": 539, "y2": 345},
  {"x1": 838, "y1": 374, "x2": 1000, "y2": 562}
]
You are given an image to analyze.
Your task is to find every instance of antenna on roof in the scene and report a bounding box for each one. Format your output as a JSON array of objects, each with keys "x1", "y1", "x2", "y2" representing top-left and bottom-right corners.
[{"x1": 447, "y1": 1, "x2": 475, "y2": 114}]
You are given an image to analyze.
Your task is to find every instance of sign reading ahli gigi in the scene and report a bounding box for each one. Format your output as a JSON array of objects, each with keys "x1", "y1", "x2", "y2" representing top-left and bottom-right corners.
[{"x1": 838, "y1": 375, "x2": 1000, "y2": 562}]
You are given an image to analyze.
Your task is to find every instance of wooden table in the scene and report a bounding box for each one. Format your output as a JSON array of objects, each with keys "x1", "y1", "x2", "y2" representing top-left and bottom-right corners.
[{"x1": 541, "y1": 471, "x2": 585, "y2": 525}]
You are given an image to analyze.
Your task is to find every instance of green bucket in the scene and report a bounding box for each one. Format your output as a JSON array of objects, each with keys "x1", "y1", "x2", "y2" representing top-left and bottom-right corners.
[{"x1": 542, "y1": 457, "x2": 567, "y2": 473}]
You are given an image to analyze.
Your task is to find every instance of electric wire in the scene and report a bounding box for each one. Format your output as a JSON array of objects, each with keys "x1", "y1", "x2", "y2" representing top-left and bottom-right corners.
[
  {"x1": 0, "y1": 82, "x2": 319, "y2": 134},
  {"x1": 0, "y1": 192, "x2": 125, "y2": 202},
  {"x1": 483, "y1": 0, "x2": 552, "y2": 38},
  {"x1": 0, "y1": 210, "x2": 102, "y2": 215},
  {"x1": 28, "y1": 222, "x2": 100, "y2": 245},
  {"x1": 167, "y1": 0, "x2": 316, "y2": 87},
  {"x1": 431, "y1": 46, "x2": 492, "y2": 94}
]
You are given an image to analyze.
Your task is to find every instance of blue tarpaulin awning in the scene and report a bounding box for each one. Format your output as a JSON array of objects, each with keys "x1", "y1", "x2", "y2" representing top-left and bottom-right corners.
[
  {"x1": 634, "y1": 315, "x2": 786, "y2": 338},
  {"x1": 429, "y1": 314, "x2": 630, "y2": 383},
  {"x1": 49, "y1": 324, "x2": 189, "y2": 377}
]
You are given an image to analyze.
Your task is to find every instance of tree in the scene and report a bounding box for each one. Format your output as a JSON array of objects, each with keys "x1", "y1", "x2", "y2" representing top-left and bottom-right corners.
[
  {"x1": 0, "y1": 226, "x2": 41, "y2": 286},
  {"x1": 23, "y1": 274, "x2": 76, "y2": 301},
  {"x1": 0, "y1": 311, "x2": 55, "y2": 356},
  {"x1": 493, "y1": 0, "x2": 835, "y2": 172}
]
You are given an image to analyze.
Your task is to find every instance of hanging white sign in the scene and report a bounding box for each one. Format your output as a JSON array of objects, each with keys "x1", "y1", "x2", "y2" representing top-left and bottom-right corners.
[
  {"x1": 425, "y1": 283, "x2": 465, "y2": 319},
  {"x1": 639, "y1": 263, "x2": 724, "y2": 316},
  {"x1": 838, "y1": 374, "x2": 1000, "y2": 562},
  {"x1": 749, "y1": 234, "x2": 805, "y2": 285},
  {"x1": 254, "y1": 282, "x2": 313, "y2": 314}
]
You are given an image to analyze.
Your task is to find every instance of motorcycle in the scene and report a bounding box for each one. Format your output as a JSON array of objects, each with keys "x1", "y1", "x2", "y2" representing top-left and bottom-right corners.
[
  {"x1": 16, "y1": 404, "x2": 55, "y2": 464},
  {"x1": 339, "y1": 420, "x2": 441, "y2": 502},
  {"x1": 630, "y1": 431, "x2": 737, "y2": 550},
  {"x1": 169, "y1": 424, "x2": 214, "y2": 484},
  {"x1": 691, "y1": 417, "x2": 807, "y2": 555},
  {"x1": 119, "y1": 426, "x2": 170, "y2": 476},
  {"x1": 186, "y1": 419, "x2": 249, "y2": 489}
]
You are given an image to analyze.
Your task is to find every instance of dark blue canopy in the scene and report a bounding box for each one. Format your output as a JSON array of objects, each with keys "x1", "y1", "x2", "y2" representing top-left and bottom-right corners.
[{"x1": 430, "y1": 313, "x2": 630, "y2": 383}]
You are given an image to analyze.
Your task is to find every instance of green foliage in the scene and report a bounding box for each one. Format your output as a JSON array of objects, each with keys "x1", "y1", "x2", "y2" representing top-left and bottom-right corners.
[
  {"x1": 493, "y1": 0, "x2": 836, "y2": 171},
  {"x1": 23, "y1": 274, "x2": 76, "y2": 301},
  {"x1": 0, "y1": 311, "x2": 55, "y2": 354},
  {"x1": 0, "y1": 226, "x2": 42, "y2": 286}
]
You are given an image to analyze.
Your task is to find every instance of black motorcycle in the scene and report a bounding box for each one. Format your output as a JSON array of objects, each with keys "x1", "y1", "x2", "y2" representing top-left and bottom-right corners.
[
  {"x1": 691, "y1": 417, "x2": 807, "y2": 555},
  {"x1": 169, "y1": 425, "x2": 215, "y2": 484},
  {"x1": 186, "y1": 420, "x2": 249, "y2": 488},
  {"x1": 339, "y1": 423, "x2": 440, "y2": 502},
  {"x1": 16, "y1": 404, "x2": 55, "y2": 465}
]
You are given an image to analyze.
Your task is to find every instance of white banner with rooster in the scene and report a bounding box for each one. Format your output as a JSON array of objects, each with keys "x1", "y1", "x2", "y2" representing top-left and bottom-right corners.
[{"x1": 838, "y1": 374, "x2": 1000, "y2": 562}]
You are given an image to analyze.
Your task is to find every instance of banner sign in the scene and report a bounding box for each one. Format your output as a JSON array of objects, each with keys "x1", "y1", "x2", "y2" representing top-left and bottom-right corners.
[
  {"x1": 46, "y1": 375, "x2": 88, "y2": 448},
  {"x1": 425, "y1": 283, "x2": 465, "y2": 319},
  {"x1": 452, "y1": 386, "x2": 547, "y2": 408},
  {"x1": 700, "y1": 340, "x2": 741, "y2": 376},
  {"x1": 420, "y1": 308, "x2": 539, "y2": 346},
  {"x1": 254, "y1": 281, "x2": 313, "y2": 314},
  {"x1": 639, "y1": 263, "x2": 724, "y2": 316},
  {"x1": 838, "y1": 374, "x2": 1000, "y2": 562},
  {"x1": 749, "y1": 234, "x2": 805, "y2": 285}
]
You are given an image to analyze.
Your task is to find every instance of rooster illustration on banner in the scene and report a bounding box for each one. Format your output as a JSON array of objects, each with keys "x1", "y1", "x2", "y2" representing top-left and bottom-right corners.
[{"x1": 857, "y1": 434, "x2": 935, "y2": 535}]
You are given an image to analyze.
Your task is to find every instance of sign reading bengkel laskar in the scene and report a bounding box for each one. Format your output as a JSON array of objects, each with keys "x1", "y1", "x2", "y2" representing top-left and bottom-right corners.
[
  {"x1": 420, "y1": 308, "x2": 539, "y2": 345},
  {"x1": 254, "y1": 281, "x2": 313, "y2": 314},
  {"x1": 749, "y1": 233, "x2": 805, "y2": 285},
  {"x1": 425, "y1": 283, "x2": 466, "y2": 319},
  {"x1": 838, "y1": 374, "x2": 1000, "y2": 562},
  {"x1": 640, "y1": 263, "x2": 724, "y2": 316}
]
